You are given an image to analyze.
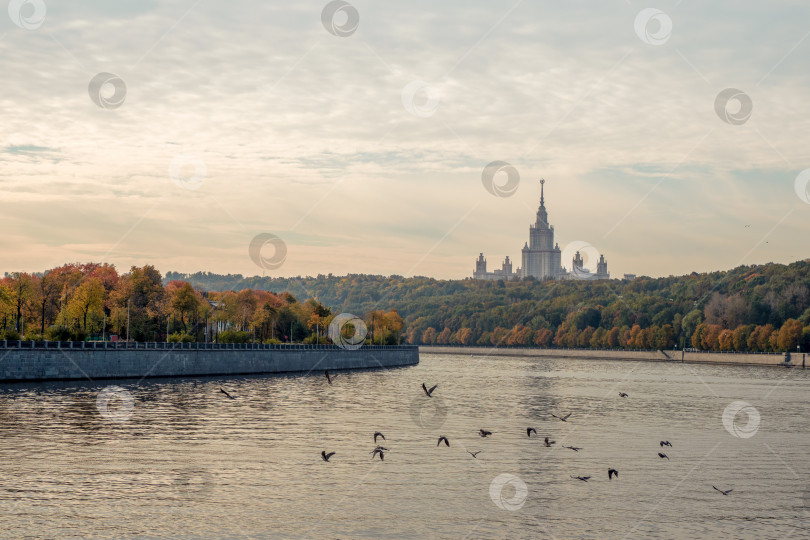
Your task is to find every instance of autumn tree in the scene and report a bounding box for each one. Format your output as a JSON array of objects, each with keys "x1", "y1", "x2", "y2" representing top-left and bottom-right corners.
[
  {"x1": 68, "y1": 277, "x2": 105, "y2": 331},
  {"x1": 777, "y1": 319, "x2": 802, "y2": 351}
]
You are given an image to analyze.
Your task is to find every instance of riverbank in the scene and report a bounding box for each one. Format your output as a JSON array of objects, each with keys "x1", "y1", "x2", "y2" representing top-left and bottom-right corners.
[
  {"x1": 419, "y1": 345, "x2": 803, "y2": 367},
  {"x1": 0, "y1": 342, "x2": 419, "y2": 382}
]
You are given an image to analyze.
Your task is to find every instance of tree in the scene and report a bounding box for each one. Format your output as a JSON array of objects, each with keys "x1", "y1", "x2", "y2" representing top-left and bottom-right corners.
[
  {"x1": 452, "y1": 327, "x2": 473, "y2": 345},
  {"x1": 776, "y1": 319, "x2": 802, "y2": 351},
  {"x1": 170, "y1": 282, "x2": 202, "y2": 332},
  {"x1": 591, "y1": 327, "x2": 607, "y2": 348},
  {"x1": 717, "y1": 329, "x2": 734, "y2": 351},
  {"x1": 731, "y1": 325, "x2": 754, "y2": 351},
  {"x1": 9, "y1": 273, "x2": 35, "y2": 333},
  {"x1": 682, "y1": 310, "x2": 704, "y2": 344},
  {"x1": 606, "y1": 327, "x2": 620, "y2": 348},
  {"x1": 533, "y1": 328, "x2": 553, "y2": 346},
  {"x1": 68, "y1": 277, "x2": 105, "y2": 331},
  {"x1": 422, "y1": 327, "x2": 437, "y2": 344}
]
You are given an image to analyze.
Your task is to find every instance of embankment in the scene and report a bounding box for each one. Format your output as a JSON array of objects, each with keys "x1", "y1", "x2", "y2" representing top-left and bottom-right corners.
[
  {"x1": 419, "y1": 345, "x2": 802, "y2": 367},
  {"x1": 0, "y1": 341, "x2": 418, "y2": 382}
]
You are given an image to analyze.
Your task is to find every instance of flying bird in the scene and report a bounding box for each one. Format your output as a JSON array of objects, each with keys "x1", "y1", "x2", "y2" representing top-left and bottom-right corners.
[
  {"x1": 544, "y1": 437, "x2": 556, "y2": 447},
  {"x1": 479, "y1": 429, "x2": 492, "y2": 437},
  {"x1": 551, "y1": 413, "x2": 572, "y2": 422},
  {"x1": 571, "y1": 476, "x2": 591, "y2": 482},
  {"x1": 658, "y1": 452, "x2": 669, "y2": 460},
  {"x1": 371, "y1": 448, "x2": 385, "y2": 461},
  {"x1": 660, "y1": 441, "x2": 672, "y2": 447},
  {"x1": 527, "y1": 427, "x2": 537, "y2": 437},
  {"x1": 712, "y1": 486, "x2": 733, "y2": 496},
  {"x1": 608, "y1": 468, "x2": 619, "y2": 480},
  {"x1": 219, "y1": 388, "x2": 235, "y2": 399},
  {"x1": 467, "y1": 451, "x2": 481, "y2": 459},
  {"x1": 422, "y1": 383, "x2": 438, "y2": 397},
  {"x1": 321, "y1": 451, "x2": 335, "y2": 462},
  {"x1": 563, "y1": 445, "x2": 582, "y2": 452},
  {"x1": 619, "y1": 392, "x2": 629, "y2": 398},
  {"x1": 325, "y1": 370, "x2": 337, "y2": 385},
  {"x1": 437, "y1": 436, "x2": 450, "y2": 447},
  {"x1": 374, "y1": 431, "x2": 386, "y2": 443}
]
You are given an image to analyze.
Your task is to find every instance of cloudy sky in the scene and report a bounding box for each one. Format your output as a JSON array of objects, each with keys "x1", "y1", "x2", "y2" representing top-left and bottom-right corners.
[{"x1": 2, "y1": 0, "x2": 809, "y2": 280}]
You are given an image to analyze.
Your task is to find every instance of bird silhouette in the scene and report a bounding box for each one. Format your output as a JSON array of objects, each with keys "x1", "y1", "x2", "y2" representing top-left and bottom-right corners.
[
  {"x1": 325, "y1": 370, "x2": 337, "y2": 385},
  {"x1": 219, "y1": 388, "x2": 235, "y2": 399},
  {"x1": 374, "y1": 431, "x2": 385, "y2": 443},
  {"x1": 321, "y1": 451, "x2": 335, "y2": 462},
  {"x1": 527, "y1": 427, "x2": 537, "y2": 437},
  {"x1": 370, "y1": 445, "x2": 389, "y2": 454},
  {"x1": 437, "y1": 436, "x2": 450, "y2": 447},
  {"x1": 563, "y1": 445, "x2": 582, "y2": 452},
  {"x1": 712, "y1": 486, "x2": 733, "y2": 495},
  {"x1": 479, "y1": 429, "x2": 492, "y2": 437},
  {"x1": 619, "y1": 392, "x2": 629, "y2": 398},
  {"x1": 371, "y1": 448, "x2": 385, "y2": 461},
  {"x1": 551, "y1": 413, "x2": 571, "y2": 422},
  {"x1": 658, "y1": 452, "x2": 669, "y2": 460},
  {"x1": 660, "y1": 441, "x2": 672, "y2": 447},
  {"x1": 544, "y1": 437, "x2": 555, "y2": 447},
  {"x1": 467, "y1": 450, "x2": 481, "y2": 458},
  {"x1": 571, "y1": 475, "x2": 591, "y2": 482},
  {"x1": 422, "y1": 383, "x2": 438, "y2": 397},
  {"x1": 608, "y1": 468, "x2": 619, "y2": 480}
]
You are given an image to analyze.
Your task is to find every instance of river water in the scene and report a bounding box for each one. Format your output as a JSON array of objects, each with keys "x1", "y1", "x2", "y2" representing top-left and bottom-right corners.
[{"x1": 1, "y1": 353, "x2": 809, "y2": 539}]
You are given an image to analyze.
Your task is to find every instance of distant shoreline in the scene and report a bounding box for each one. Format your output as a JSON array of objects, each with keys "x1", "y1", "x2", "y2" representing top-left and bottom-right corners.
[{"x1": 419, "y1": 345, "x2": 801, "y2": 368}]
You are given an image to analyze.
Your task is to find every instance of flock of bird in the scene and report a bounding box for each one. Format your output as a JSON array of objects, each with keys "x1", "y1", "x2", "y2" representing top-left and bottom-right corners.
[{"x1": 219, "y1": 372, "x2": 734, "y2": 495}]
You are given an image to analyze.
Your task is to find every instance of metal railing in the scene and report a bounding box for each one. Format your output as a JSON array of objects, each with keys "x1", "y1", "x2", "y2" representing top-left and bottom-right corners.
[
  {"x1": 419, "y1": 344, "x2": 788, "y2": 354},
  {"x1": 0, "y1": 340, "x2": 417, "y2": 351}
]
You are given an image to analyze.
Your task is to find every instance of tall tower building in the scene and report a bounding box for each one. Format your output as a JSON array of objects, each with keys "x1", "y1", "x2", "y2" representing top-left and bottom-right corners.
[
  {"x1": 473, "y1": 179, "x2": 613, "y2": 281},
  {"x1": 520, "y1": 179, "x2": 562, "y2": 279}
]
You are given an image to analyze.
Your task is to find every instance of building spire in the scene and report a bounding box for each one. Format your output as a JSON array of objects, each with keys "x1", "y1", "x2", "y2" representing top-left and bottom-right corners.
[
  {"x1": 540, "y1": 178, "x2": 545, "y2": 206},
  {"x1": 535, "y1": 178, "x2": 549, "y2": 229}
]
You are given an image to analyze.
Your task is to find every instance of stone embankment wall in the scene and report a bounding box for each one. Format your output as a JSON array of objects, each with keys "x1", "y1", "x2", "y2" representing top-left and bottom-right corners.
[
  {"x1": 419, "y1": 345, "x2": 800, "y2": 367},
  {"x1": 0, "y1": 342, "x2": 419, "y2": 382}
]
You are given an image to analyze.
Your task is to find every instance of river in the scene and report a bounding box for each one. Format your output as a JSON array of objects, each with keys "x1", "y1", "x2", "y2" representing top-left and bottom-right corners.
[{"x1": 1, "y1": 352, "x2": 808, "y2": 539}]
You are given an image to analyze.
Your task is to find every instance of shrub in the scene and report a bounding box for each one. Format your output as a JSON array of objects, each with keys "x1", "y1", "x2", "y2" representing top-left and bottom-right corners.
[
  {"x1": 217, "y1": 330, "x2": 251, "y2": 344},
  {"x1": 167, "y1": 332, "x2": 195, "y2": 343}
]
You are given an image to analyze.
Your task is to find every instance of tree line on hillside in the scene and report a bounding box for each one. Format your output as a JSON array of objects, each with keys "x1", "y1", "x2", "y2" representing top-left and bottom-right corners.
[
  {"x1": 167, "y1": 259, "x2": 810, "y2": 353},
  {"x1": 1, "y1": 264, "x2": 403, "y2": 345}
]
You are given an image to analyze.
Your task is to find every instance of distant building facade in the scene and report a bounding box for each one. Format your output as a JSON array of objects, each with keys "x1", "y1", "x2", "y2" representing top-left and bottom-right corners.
[
  {"x1": 473, "y1": 253, "x2": 517, "y2": 281},
  {"x1": 473, "y1": 180, "x2": 611, "y2": 281}
]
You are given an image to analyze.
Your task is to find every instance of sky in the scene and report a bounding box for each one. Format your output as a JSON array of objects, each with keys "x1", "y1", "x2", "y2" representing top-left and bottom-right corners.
[{"x1": 1, "y1": 0, "x2": 809, "y2": 280}]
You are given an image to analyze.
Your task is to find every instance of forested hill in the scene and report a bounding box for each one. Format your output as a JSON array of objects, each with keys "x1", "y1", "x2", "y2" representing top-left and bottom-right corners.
[{"x1": 165, "y1": 259, "x2": 810, "y2": 350}]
